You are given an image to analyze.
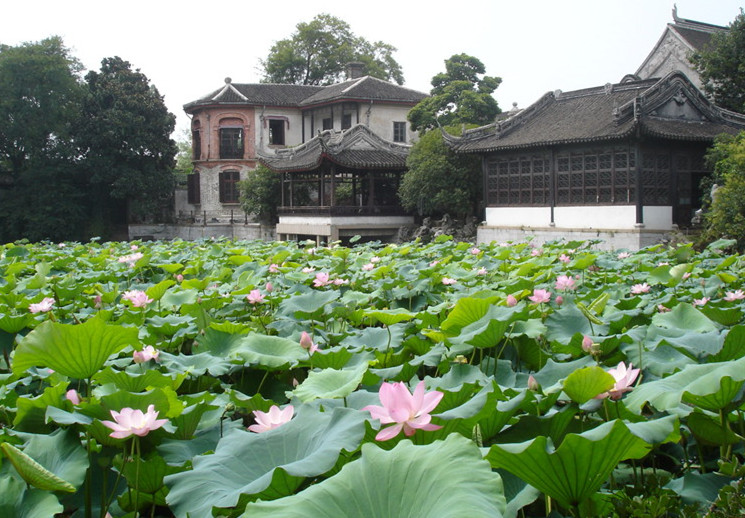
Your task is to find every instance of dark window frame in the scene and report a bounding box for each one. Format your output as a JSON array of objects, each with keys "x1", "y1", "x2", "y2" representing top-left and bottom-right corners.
[
  {"x1": 219, "y1": 170, "x2": 240, "y2": 204},
  {"x1": 219, "y1": 128, "x2": 243, "y2": 159},
  {"x1": 393, "y1": 121, "x2": 406, "y2": 143},
  {"x1": 269, "y1": 119, "x2": 286, "y2": 146},
  {"x1": 187, "y1": 172, "x2": 200, "y2": 204}
]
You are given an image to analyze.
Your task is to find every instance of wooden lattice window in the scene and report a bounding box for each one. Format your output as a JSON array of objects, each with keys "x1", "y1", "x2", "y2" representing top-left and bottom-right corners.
[{"x1": 486, "y1": 154, "x2": 550, "y2": 206}]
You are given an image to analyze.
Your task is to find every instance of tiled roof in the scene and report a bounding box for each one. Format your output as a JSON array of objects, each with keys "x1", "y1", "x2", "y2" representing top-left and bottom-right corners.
[
  {"x1": 258, "y1": 124, "x2": 410, "y2": 172},
  {"x1": 299, "y1": 76, "x2": 427, "y2": 106},
  {"x1": 673, "y1": 25, "x2": 719, "y2": 52},
  {"x1": 184, "y1": 77, "x2": 426, "y2": 111},
  {"x1": 446, "y1": 72, "x2": 745, "y2": 153}
]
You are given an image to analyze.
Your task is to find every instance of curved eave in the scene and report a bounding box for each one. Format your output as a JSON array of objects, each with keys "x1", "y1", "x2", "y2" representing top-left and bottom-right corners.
[{"x1": 260, "y1": 152, "x2": 407, "y2": 173}]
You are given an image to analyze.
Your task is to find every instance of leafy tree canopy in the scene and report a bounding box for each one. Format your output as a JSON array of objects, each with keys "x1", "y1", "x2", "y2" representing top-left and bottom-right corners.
[
  {"x1": 260, "y1": 14, "x2": 404, "y2": 85},
  {"x1": 408, "y1": 54, "x2": 501, "y2": 133},
  {"x1": 77, "y1": 56, "x2": 177, "y2": 223},
  {"x1": 397, "y1": 126, "x2": 482, "y2": 220},
  {"x1": 692, "y1": 9, "x2": 745, "y2": 112},
  {"x1": 239, "y1": 164, "x2": 282, "y2": 224},
  {"x1": 699, "y1": 131, "x2": 745, "y2": 251}
]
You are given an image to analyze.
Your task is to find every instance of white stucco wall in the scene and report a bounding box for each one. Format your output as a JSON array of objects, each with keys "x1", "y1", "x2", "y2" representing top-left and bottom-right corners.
[{"x1": 486, "y1": 205, "x2": 674, "y2": 231}]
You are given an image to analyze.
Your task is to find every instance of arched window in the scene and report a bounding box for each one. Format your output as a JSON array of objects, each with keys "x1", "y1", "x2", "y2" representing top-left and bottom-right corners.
[{"x1": 219, "y1": 170, "x2": 240, "y2": 203}]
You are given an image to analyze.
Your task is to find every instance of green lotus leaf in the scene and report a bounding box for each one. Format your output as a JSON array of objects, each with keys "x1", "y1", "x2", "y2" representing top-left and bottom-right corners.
[
  {"x1": 440, "y1": 296, "x2": 499, "y2": 335},
  {"x1": 624, "y1": 357, "x2": 745, "y2": 414},
  {"x1": 14, "y1": 383, "x2": 68, "y2": 432},
  {"x1": 0, "y1": 313, "x2": 31, "y2": 334},
  {"x1": 94, "y1": 367, "x2": 186, "y2": 392},
  {"x1": 545, "y1": 304, "x2": 609, "y2": 344},
  {"x1": 12, "y1": 317, "x2": 138, "y2": 379},
  {"x1": 242, "y1": 434, "x2": 505, "y2": 518},
  {"x1": 686, "y1": 410, "x2": 741, "y2": 446},
  {"x1": 290, "y1": 364, "x2": 367, "y2": 402},
  {"x1": 277, "y1": 290, "x2": 340, "y2": 318},
  {"x1": 164, "y1": 406, "x2": 367, "y2": 518},
  {"x1": 562, "y1": 366, "x2": 615, "y2": 404},
  {"x1": 665, "y1": 472, "x2": 732, "y2": 506},
  {"x1": 486, "y1": 419, "x2": 669, "y2": 510},
  {"x1": 449, "y1": 306, "x2": 514, "y2": 349},
  {"x1": 14, "y1": 428, "x2": 87, "y2": 490},
  {"x1": 145, "y1": 279, "x2": 175, "y2": 301},
  {"x1": 0, "y1": 476, "x2": 63, "y2": 517},
  {"x1": 362, "y1": 307, "x2": 415, "y2": 326},
  {"x1": 235, "y1": 333, "x2": 308, "y2": 369}
]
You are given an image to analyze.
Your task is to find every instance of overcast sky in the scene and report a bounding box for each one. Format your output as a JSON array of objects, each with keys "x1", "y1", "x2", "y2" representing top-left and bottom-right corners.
[{"x1": 3, "y1": 0, "x2": 743, "y2": 138}]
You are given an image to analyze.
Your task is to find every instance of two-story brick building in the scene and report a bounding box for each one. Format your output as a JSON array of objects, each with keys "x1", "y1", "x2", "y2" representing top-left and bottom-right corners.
[{"x1": 179, "y1": 65, "x2": 426, "y2": 242}]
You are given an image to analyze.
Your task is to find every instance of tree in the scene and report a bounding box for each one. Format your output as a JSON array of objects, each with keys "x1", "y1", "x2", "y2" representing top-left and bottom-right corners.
[
  {"x1": 77, "y1": 57, "x2": 177, "y2": 229},
  {"x1": 0, "y1": 37, "x2": 86, "y2": 242},
  {"x1": 239, "y1": 165, "x2": 282, "y2": 224},
  {"x1": 408, "y1": 54, "x2": 501, "y2": 133},
  {"x1": 260, "y1": 14, "x2": 403, "y2": 85},
  {"x1": 692, "y1": 10, "x2": 745, "y2": 112},
  {"x1": 698, "y1": 131, "x2": 745, "y2": 250},
  {"x1": 397, "y1": 126, "x2": 482, "y2": 220}
]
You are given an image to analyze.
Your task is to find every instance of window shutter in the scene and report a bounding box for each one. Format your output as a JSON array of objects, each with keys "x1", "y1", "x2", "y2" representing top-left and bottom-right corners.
[{"x1": 187, "y1": 173, "x2": 201, "y2": 204}]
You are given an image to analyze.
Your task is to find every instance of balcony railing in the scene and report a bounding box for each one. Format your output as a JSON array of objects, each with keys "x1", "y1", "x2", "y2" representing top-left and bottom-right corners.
[{"x1": 278, "y1": 205, "x2": 409, "y2": 217}]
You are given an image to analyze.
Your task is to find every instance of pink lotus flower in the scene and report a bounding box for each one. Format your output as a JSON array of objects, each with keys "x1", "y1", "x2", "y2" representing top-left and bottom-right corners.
[
  {"x1": 122, "y1": 290, "x2": 153, "y2": 308},
  {"x1": 617, "y1": 252, "x2": 631, "y2": 259},
  {"x1": 470, "y1": 247, "x2": 481, "y2": 255},
  {"x1": 101, "y1": 405, "x2": 168, "y2": 439},
  {"x1": 133, "y1": 345, "x2": 159, "y2": 363},
  {"x1": 506, "y1": 294, "x2": 518, "y2": 307},
  {"x1": 529, "y1": 289, "x2": 551, "y2": 304},
  {"x1": 559, "y1": 254, "x2": 571, "y2": 263},
  {"x1": 313, "y1": 272, "x2": 330, "y2": 287},
  {"x1": 724, "y1": 289, "x2": 745, "y2": 302},
  {"x1": 582, "y1": 335, "x2": 594, "y2": 354},
  {"x1": 595, "y1": 362, "x2": 640, "y2": 401},
  {"x1": 247, "y1": 289, "x2": 264, "y2": 304},
  {"x1": 302, "y1": 267, "x2": 315, "y2": 274},
  {"x1": 429, "y1": 260, "x2": 439, "y2": 267},
  {"x1": 269, "y1": 263, "x2": 280, "y2": 273},
  {"x1": 265, "y1": 282, "x2": 274, "y2": 293},
  {"x1": 476, "y1": 267, "x2": 488, "y2": 276},
  {"x1": 682, "y1": 272, "x2": 691, "y2": 280},
  {"x1": 555, "y1": 274, "x2": 576, "y2": 291},
  {"x1": 370, "y1": 256, "x2": 381, "y2": 263},
  {"x1": 362, "y1": 263, "x2": 375, "y2": 271},
  {"x1": 248, "y1": 405, "x2": 294, "y2": 433},
  {"x1": 527, "y1": 375, "x2": 540, "y2": 392},
  {"x1": 118, "y1": 252, "x2": 143, "y2": 267},
  {"x1": 630, "y1": 283, "x2": 650, "y2": 295},
  {"x1": 693, "y1": 297, "x2": 710, "y2": 307},
  {"x1": 442, "y1": 277, "x2": 457, "y2": 285},
  {"x1": 175, "y1": 274, "x2": 184, "y2": 282},
  {"x1": 29, "y1": 297, "x2": 55, "y2": 313},
  {"x1": 657, "y1": 304, "x2": 671, "y2": 313},
  {"x1": 555, "y1": 295, "x2": 564, "y2": 306},
  {"x1": 130, "y1": 244, "x2": 139, "y2": 250},
  {"x1": 332, "y1": 278, "x2": 348, "y2": 285},
  {"x1": 530, "y1": 248, "x2": 543, "y2": 257},
  {"x1": 362, "y1": 381, "x2": 443, "y2": 441},
  {"x1": 66, "y1": 389, "x2": 81, "y2": 405},
  {"x1": 299, "y1": 331, "x2": 320, "y2": 354}
]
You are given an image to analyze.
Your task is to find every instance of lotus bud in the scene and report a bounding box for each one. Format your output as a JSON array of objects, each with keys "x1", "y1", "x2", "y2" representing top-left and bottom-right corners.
[
  {"x1": 506, "y1": 294, "x2": 517, "y2": 307},
  {"x1": 527, "y1": 375, "x2": 540, "y2": 392},
  {"x1": 300, "y1": 331, "x2": 314, "y2": 350}
]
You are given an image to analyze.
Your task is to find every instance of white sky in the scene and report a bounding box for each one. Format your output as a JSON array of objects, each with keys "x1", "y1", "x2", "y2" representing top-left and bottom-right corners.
[{"x1": 2, "y1": 0, "x2": 743, "y2": 139}]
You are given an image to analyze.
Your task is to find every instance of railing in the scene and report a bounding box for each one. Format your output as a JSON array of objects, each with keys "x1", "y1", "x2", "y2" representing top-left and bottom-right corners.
[
  {"x1": 277, "y1": 205, "x2": 409, "y2": 217},
  {"x1": 177, "y1": 210, "x2": 251, "y2": 225}
]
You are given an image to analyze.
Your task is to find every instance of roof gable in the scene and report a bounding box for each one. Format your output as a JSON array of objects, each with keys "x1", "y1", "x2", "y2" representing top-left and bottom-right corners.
[
  {"x1": 446, "y1": 72, "x2": 745, "y2": 153},
  {"x1": 259, "y1": 124, "x2": 410, "y2": 172}
]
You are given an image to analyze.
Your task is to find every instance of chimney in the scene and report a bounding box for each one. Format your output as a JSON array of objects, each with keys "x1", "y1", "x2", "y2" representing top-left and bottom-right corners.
[{"x1": 346, "y1": 62, "x2": 365, "y2": 80}]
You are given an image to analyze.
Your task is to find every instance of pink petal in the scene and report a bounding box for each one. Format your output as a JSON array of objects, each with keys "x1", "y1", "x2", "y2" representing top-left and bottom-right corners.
[
  {"x1": 375, "y1": 423, "x2": 403, "y2": 441},
  {"x1": 418, "y1": 390, "x2": 444, "y2": 415}
]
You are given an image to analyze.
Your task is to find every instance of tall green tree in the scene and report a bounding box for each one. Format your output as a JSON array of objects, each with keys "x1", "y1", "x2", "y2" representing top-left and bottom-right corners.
[
  {"x1": 0, "y1": 37, "x2": 86, "y2": 242},
  {"x1": 408, "y1": 54, "x2": 501, "y2": 133},
  {"x1": 397, "y1": 126, "x2": 482, "y2": 220},
  {"x1": 239, "y1": 165, "x2": 281, "y2": 224},
  {"x1": 77, "y1": 57, "x2": 177, "y2": 230},
  {"x1": 260, "y1": 14, "x2": 404, "y2": 85},
  {"x1": 692, "y1": 10, "x2": 745, "y2": 112},
  {"x1": 698, "y1": 131, "x2": 745, "y2": 250}
]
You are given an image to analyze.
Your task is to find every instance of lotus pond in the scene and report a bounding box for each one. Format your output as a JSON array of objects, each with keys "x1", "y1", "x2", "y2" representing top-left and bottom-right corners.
[{"x1": 2, "y1": 236, "x2": 745, "y2": 517}]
